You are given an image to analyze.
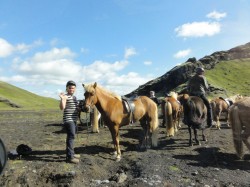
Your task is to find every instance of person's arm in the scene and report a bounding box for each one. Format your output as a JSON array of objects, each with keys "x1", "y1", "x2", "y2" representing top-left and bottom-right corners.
[{"x1": 59, "y1": 93, "x2": 67, "y2": 110}]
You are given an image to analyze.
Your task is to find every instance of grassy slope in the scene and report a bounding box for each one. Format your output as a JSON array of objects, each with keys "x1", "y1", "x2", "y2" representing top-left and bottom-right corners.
[
  {"x1": 0, "y1": 81, "x2": 59, "y2": 110},
  {"x1": 206, "y1": 58, "x2": 250, "y2": 97}
]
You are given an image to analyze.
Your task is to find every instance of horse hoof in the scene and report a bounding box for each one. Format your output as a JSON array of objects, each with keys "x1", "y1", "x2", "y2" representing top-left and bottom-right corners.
[
  {"x1": 116, "y1": 156, "x2": 121, "y2": 162},
  {"x1": 112, "y1": 151, "x2": 117, "y2": 156}
]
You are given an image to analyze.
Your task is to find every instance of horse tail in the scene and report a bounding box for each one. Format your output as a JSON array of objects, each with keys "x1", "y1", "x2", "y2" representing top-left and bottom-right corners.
[
  {"x1": 161, "y1": 101, "x2": 166, "y2": 126},
  {"x1": 91, "y1": 106, "x2": 99, "y2": 133},
  {"x1": 151, "y1": 102, "x2": 159, "y2": 147},
  {"x1": 229, "y1": 105, "x2": 243, "y2": 159},
  {"x1": 165, "y1": 101, "x2": 174, "y2": 136}
]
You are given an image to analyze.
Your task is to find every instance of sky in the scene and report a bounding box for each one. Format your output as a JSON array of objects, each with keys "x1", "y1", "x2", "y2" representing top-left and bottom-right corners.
[{"x1": 1, "y1": 0, "x2": 250, "y2": 100}]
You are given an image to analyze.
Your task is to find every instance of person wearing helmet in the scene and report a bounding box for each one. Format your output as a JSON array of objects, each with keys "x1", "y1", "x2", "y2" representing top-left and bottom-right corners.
[
  {"x1": 184, "y1": 67, "x2": 213, "y2": 127},
  {"x1": 59, "y1": 80, "x2": 81, "y2": 164},
  {"x1": 149, "y1": 91, "x2": 160, "y2": 105}
]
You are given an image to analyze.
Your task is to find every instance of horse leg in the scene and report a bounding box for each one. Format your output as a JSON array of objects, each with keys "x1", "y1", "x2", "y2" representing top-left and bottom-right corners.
[
  {"x1": 109, "y1": 126, "x2": 121, "y2": 161},
  {"x1": 141, "y1": 121, "x2": 150, "y2": 149},
  {"x1": 188, "y1": 126, "x2": 193, "y2": 146},
  {"x1": 226, "y1": 111, "x2": 230, "y2": 127},
  {"x1": 194, "y1": 128, "x2": 200, "y2": 145},
  {"x1": 177, "y1": 112, "x2": 181, "y2": 128},
  {"x1": 202, "y1": 129, "x2": 207, "y2": 141},
  {"x1": 217, "y1": 111, "x2": 221, "y2": 130},
  {"x1": 242, "y1": 129, "x2": 250, "y2": 152},
  {"x1": 173, "y1": 112, "x2": 178, "y2": 133}
]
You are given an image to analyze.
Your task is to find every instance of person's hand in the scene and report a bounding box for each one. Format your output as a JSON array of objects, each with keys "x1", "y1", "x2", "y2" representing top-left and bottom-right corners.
[{"x1": 59, "y1": 92, "x2": 67, "y2": 100}]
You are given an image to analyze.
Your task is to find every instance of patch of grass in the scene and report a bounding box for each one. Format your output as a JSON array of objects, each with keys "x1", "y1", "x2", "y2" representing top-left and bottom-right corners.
[
  {"x1": 206, "y1": 58, "x2": 250, "y2": 96},
  {"x1": 0, "y1": 81, "x2": 59, "y2": 110}
]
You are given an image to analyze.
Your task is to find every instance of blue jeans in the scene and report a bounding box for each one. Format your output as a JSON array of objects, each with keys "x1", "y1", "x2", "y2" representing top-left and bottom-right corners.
[{"x1": 64, "y1": 121, "x2": 77, "y2": 159}]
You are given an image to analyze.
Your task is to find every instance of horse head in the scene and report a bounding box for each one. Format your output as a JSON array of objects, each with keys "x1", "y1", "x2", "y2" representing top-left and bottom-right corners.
[
  {"x1": 178, "y1": 94, "x2": 189, "y2": 105},
  {"x1": 82, "y1": 82, "x2": 98, "y2": 112}
]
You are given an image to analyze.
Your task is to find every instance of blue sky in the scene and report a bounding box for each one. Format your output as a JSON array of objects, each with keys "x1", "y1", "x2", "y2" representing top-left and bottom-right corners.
[{"x1": 1, "y1": 0, "x2": 250, "y2": 99}]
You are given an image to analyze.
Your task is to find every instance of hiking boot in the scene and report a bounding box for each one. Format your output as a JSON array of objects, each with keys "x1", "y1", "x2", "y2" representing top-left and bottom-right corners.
[
  {"x1": 66, "y1": 158, "x2": 80, "y2": 164},
  {"x1": 74, "y1": 154, "x2": 80, "y2": 159}
]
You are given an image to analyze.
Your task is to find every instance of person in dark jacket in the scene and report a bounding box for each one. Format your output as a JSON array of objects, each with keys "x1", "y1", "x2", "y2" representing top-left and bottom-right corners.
[{"x1": 184, "y1": 67, "x2": 213, "y2": 127}]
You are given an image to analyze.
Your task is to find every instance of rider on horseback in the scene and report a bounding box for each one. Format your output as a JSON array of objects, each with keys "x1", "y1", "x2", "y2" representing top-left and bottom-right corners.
[{"x1": 184, "y1": 67, "x2": 213, "y2": 128}]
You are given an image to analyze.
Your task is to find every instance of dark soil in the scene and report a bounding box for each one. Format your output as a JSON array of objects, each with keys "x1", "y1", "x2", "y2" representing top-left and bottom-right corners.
[{"x1": 0, "y1": 110, "x2": 250, "y2": 187}]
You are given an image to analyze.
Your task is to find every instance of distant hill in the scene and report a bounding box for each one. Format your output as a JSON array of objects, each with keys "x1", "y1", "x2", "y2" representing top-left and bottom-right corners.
[
  {"x1": 0, "y1": 81, "x2": 59, "y2": 110},
  {"x1": 126, "y1": 42, "x2": 250, "y2": 98}
]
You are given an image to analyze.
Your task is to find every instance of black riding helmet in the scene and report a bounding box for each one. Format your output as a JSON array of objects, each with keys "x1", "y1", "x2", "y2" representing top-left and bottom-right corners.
[
  {"x1": 196, "y1": 67, "x2": 205, "y2": 74},
  {"x1": 66, "y1": 80, "x2": 76, "y2": 87}
]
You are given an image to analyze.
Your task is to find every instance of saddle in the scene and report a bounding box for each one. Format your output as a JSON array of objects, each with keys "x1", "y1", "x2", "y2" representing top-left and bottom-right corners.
[{"x1": 121, "y1": 95, "x2": 137, "y2": 124}]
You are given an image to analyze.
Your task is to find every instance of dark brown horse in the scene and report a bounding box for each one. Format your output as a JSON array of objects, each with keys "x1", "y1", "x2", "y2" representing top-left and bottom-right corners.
[
  {"x1": 82, "y1": 82, "x2": 159, "y2": 161},
  {"x1": 229, "y1": 97, "x2": 250, "y2": 159},
  {"x1": 179, "y1": 94, "x2": 207, "y2": 146},
  {"x1": 161, "y1": 92, "x2": 182, "y2": 137}
]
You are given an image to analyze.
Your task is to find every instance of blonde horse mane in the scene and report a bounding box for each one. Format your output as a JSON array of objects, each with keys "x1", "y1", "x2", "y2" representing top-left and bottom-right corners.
[
  {"x1": 84, "y1": 83, "x2": 121, "y2": 101},
  {"x1": 169, "y1": 91, "x2": 178, "y2": 100},
  {"x1": 229, "y1": 94, "x2": 243, "y2": 103}
]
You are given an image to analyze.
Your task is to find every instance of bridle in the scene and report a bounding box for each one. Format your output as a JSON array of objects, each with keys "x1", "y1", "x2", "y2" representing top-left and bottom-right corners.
[{"x1": 84, "y1": 91, "x2": 96, "y2": 112}]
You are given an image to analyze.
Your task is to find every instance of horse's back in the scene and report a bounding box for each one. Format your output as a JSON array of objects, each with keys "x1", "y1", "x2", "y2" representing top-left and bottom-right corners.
[{"x1": 133, "y1": 96, "x2": 158, "y2": 116}]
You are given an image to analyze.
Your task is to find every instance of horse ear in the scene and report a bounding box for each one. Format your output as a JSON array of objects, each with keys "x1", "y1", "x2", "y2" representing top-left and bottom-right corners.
[
  {"x1": 82, "y1": 83, "x2": 85, "y2": 88},
  {"x1": 93, "y1": 82, "x2": 97, "y2": 88}
]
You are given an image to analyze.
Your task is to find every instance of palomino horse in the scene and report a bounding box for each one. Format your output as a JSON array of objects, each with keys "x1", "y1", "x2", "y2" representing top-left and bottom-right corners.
[
  {"x1": 210, "y1": 97, "x2": 233, "y2": 129},
  {"x1": 229, "y1": 97, "x2": 250, "y2": 159},
  {"x1": 179, "y1": 94, "x2": 207, "y2": 146},
  {"x1": 82, "y1": 82, "x2": 158, "y2": 161},
  {"x1": 161, "y1": 92, "x2": 182, "y2": 137},
  {"x1": 210, "y1": 94, "x2": 243, "y2": 129}
]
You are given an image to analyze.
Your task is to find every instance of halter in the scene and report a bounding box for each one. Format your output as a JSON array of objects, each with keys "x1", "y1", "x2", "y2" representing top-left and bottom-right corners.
[{"x1": 84, "y1": 91, "x2": 96, "y2": 112}]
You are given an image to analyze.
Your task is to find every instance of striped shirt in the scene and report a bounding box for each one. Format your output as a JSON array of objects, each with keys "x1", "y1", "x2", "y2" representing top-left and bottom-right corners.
[{"x1": 63, "y1": 94, "x2": 78, "y2": 123}]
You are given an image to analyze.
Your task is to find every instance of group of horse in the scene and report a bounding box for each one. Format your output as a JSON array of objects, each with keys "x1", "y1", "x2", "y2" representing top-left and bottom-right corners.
[{"x1": 80, "y1": 82, "x2": 250, "y2": 161}]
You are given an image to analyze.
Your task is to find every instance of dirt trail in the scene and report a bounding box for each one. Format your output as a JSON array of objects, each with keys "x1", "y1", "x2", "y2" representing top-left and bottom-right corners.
[{"x1": 0, "y1": 110, "x2": 250, "y2": 187}]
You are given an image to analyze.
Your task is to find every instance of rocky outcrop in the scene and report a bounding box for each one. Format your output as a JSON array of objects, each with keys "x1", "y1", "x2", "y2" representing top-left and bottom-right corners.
[{"x1": 126, "y1": 42, "x2": 250, "y2": 97}]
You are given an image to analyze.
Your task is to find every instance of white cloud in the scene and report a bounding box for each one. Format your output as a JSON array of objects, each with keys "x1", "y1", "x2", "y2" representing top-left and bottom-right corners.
[
  {"x1": 0, "y1": 38, "x2": 43, "y2": 58},
  {"x1": 0, "y1": 38, "x2": 14, "y2": 57},
  {"x1": 175, "y1": 21, "x2": 221, "y2": 38},
  {"x1": 144, "y1": 61, "x2": 152, "y2": 65},
  {"x1": 174, "y1": 49, "x2": 191, "y2": 59},
  {"x1": 207, "y1": 11, "x2": 227, "y2": 20},
  {"x1": 124, "y1": 47, "x2": 137, "y2": 59},
  {"x1": 31, "y1": 47, "x2": 75, "y2": 62}
]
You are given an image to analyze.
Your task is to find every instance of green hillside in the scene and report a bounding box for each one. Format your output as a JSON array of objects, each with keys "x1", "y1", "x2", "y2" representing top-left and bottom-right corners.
[
  {"x1": 206, "y1": 58, "x2": 250, "y2": 97},
  {"x1": 0, "y1": 81, "x2": 59, "y2": 110}
]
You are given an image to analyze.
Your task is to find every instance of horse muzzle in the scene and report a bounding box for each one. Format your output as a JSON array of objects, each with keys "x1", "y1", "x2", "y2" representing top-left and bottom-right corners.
[{"x1": 82, "y1": 105, "x2": 91, "y2": 113}]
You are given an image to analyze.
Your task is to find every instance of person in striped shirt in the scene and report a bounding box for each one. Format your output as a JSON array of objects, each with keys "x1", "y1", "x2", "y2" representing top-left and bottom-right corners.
[{"x1": 59, "y1": 80, "x2": 80, "y2": 164}]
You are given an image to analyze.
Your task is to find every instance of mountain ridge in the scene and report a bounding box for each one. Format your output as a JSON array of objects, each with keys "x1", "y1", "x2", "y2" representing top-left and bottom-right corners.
[{"x1": 126, "y1": 42, "x2": 250, "y2": 98}]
